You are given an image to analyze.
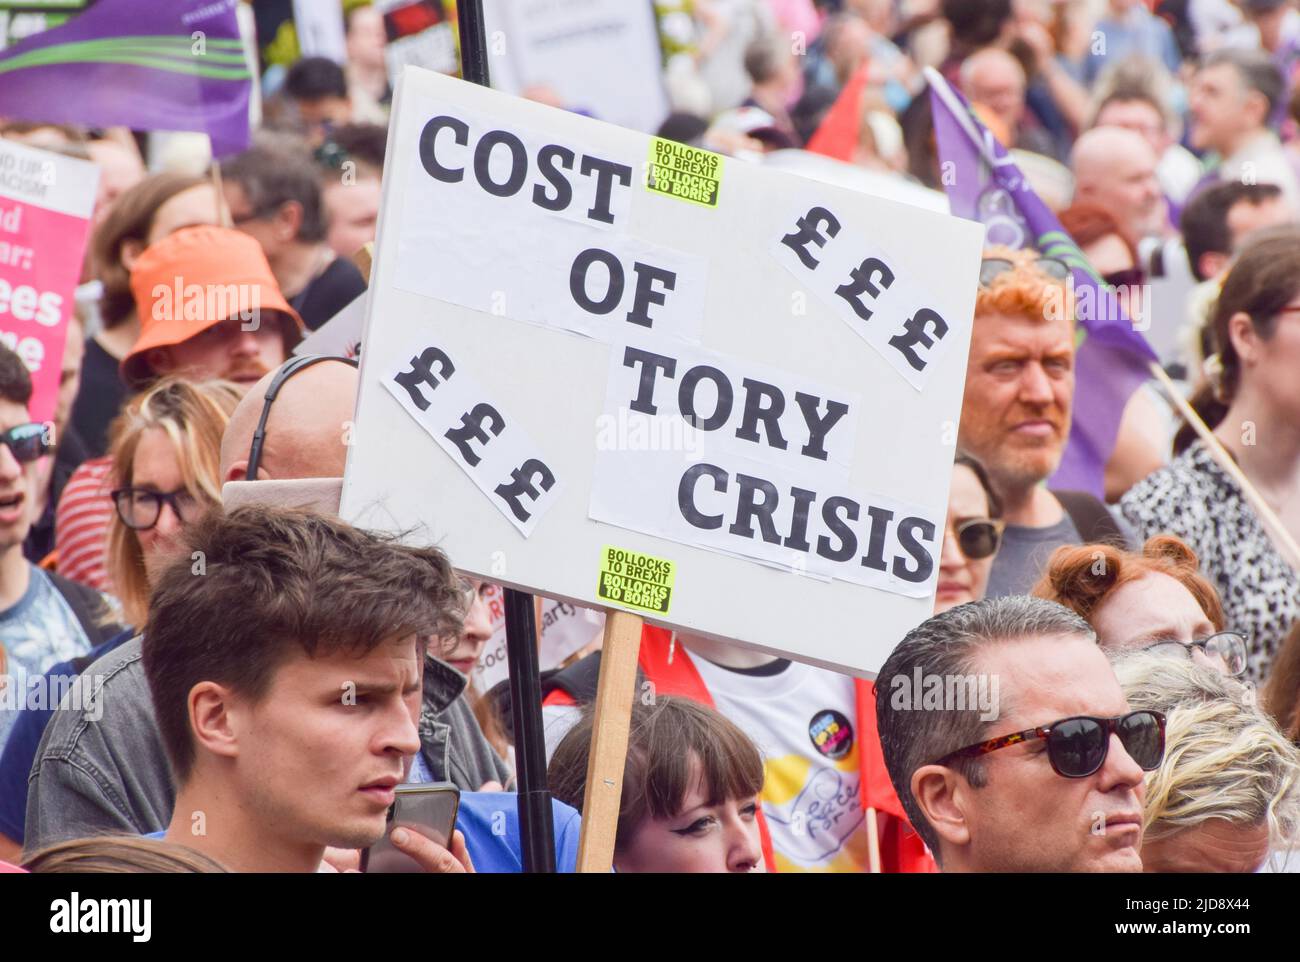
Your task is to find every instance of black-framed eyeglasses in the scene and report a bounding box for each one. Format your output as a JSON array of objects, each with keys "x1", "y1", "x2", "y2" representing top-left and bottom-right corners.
[
  {"x1": 0, "y1": 422, "x2": 51, "y2": 463},
  {"x1": 110, "y1": 487, "x2": 202, "y2": 531},
  {"x1": 979, "y1": 255, "x2": 1071, "y2": 287},
  {"x1": 951, "y1": 518, "x2": 1003, "y2": 561},
  {"x1": 934, "y1": 710, "x2": 1166, "y2": 779},
  {"x1": 1142, "y1": 631, "x2": 1249, "y2": 678}
]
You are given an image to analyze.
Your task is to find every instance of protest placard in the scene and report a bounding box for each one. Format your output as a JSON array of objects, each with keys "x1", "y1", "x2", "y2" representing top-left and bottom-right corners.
[
  {"x1": 483, "y1": 0, "x2": 670, "y2": 134},
  {"x1": 375, "y1": 0, "x2": 458, "y2": 80},
  {"x1": 293, "y1": 0, "x2": 347, "y2": 63},
  {"x1": 293, "y1": 290, "x2": 366, "y2": 359},
  {"x1": 341, "y1": 66, "x2": 984, "y2": 678},
  {"x1": 0, "y1": 137, "x2": 97, "y2": 425},
  {"x1": 472, "y1": 585, "x2": 605, "y2": 693}
]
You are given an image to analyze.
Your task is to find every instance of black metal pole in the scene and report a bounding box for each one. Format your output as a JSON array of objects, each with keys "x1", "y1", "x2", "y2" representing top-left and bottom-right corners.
[
  {"x1": 456, "y1": 0, "x2": 556, "y2": 874},
  {"x1": 503, "y1": 587, "x2": 555, "y2": 873},
  {"x1": 456, "y1": 0, "x2": 491, "y2": 87}
]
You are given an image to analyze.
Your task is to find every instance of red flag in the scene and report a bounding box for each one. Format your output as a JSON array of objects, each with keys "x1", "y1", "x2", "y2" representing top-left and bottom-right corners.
[{"x1": 806, "y1": 61, "x2": 871, "y2": 161}]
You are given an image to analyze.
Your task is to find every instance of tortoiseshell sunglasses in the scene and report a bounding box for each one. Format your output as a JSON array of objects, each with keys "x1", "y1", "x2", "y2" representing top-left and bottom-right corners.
[{"x1": 934, "y1": 710, "x2": 1166, "y2": 779}]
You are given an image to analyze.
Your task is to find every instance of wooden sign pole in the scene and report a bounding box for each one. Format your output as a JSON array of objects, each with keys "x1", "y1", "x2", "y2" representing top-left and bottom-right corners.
[
  {"x1": 1151, "y1": 362, "x2": 1300, "y2": 572},
  {"x1": 575, "y1": 610, "x2": 643, "y2": 873}
]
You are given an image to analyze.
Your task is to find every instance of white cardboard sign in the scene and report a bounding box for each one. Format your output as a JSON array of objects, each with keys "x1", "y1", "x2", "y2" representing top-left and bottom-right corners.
[
  {"x1": 341, "y1": 67, "x2": 984, "y2": 676},
  {"x1": 483, "y1": 0, "x2": 670, "y2": 135}
]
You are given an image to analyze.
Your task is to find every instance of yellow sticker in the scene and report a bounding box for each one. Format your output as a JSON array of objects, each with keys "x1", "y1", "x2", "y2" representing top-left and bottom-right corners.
[
  {"x1": 597, "y1": 545, "x2": 675, "y2": 615},
  {"x1": 645, "y1": 137, "x2": 723, "y2": 208}
]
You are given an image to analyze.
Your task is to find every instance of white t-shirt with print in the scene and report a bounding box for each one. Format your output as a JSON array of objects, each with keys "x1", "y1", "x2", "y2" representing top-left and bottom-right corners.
[
  {"x1": 540, "y1": 650, "x2": 873, "y2": 873},
  {"x1": 689, "y1": 655, "x2": 871, "y2": 873}
]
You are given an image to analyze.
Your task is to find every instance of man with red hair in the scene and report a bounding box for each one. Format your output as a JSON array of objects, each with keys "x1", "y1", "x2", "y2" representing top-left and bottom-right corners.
[{"x1": 958, "y1": 248, "x2": 1136, "y2": 598}]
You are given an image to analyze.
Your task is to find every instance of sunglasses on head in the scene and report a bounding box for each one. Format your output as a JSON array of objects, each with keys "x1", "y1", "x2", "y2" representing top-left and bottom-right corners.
[
  {"x1": 935, "y1": 709, "x2": 1166, "y2": 779},
  {"x1": 952, "y1": 518, "x2": 1003, "y2": 561},
  {"x1": 979, "y1": 255, "x2": 1071, "y2": 288},
  {"x1": 0, "y1": 422, "x2": 51, "y2": 463}
]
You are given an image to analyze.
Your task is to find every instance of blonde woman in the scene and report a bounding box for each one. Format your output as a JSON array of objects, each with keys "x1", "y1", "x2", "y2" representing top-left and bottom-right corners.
[
  {"x1": 1114, "y1": 651, "x2": 1300, "y2": 873},
  {"x1": 0, "y1": 378, "x2": 240, "y2": 859},
  {"x1": 104, "y1": 378, "x2": 241, "y2": 628}
]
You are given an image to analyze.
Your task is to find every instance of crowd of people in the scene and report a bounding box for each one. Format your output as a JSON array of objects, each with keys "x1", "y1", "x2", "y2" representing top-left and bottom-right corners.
[{"x1": 1, "y1": 0, "x2": 1299, "y2": 874}]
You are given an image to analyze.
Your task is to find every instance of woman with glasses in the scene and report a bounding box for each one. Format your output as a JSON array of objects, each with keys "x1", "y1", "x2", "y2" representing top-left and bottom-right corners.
[
  {"x1": 934, "y1": 454, "x2": 1003, "y2": 614},
  {"x1": 105, "y1": 378, "x2": 242, "y2": 628},
  {"x1": 1121, "y1": 227, "x2": 1300, "y2": 685},
  {"x1": 1113, "y1": 650, "x2": 1300, "y2": 873},
  {"x1": 1034, "y1": 534, "x2": 1249, "y2": 678}
]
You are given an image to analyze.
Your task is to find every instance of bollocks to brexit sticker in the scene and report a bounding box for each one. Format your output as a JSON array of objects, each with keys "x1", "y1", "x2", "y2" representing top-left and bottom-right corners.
[
  {"x1": 645, "y1": 137, "x2": 722, "y2": 208},
  {"x1": 596, "y1": 545, "x2": 675, "y2": 615}
]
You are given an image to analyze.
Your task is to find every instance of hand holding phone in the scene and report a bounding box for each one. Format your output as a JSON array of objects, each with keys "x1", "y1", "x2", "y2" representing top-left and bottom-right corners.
[
  {"x1": 388, "y1": 827, "x2": 475, "y2": 874},
  {"x1": 362, "y1": 783, "x2": 463, "y2": 873}
]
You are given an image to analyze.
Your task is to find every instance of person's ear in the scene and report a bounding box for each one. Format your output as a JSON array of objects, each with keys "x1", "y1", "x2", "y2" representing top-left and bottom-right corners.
[
  {"x1": 911, "y1": 763, "x2": 973, "y2": 850},
  {"x1": 189, "y1": 681, "x2": 240, "y2": 763},
  {"x1": 276, "y1": 200, "x2": 303, "y2": 242},
  {"x1": 1226, "y1": 310, "x2": 1260, "y2": 366},
  {"x1": 121, "y1": 238, "x2": 145, "y2": 272},
  {"x1": 145, "y1": 347, "x2": 173, "y2": 376},
  {"x1": 1244, "y1": 89, "x2": 1269, "y2": 128},
  {"x1": 224, "y1": 459, "x2": 249, "y2": 483},
  {"x1": 1199, "y1": 251, "x2": 1228, "y2": 281}
]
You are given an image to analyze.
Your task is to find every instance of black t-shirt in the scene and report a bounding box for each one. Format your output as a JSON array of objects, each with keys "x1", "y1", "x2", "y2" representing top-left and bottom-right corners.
[
  {"x1": 68, "y1": 337, "x2": 128, "y2": 459},
  {"x1": 290, "y1": 255, "x2": 367, "y2": 331}
]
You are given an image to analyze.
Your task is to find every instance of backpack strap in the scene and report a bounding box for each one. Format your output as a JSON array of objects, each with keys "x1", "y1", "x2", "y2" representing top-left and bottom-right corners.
[{"x1": 1050, "y1": 489, "x2": 1126, "y2": 548}]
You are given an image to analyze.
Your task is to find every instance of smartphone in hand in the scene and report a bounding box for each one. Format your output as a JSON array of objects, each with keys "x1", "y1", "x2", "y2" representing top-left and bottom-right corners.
[{"x1": 361, "y1": 783, "x2": 461, "y2": 873}]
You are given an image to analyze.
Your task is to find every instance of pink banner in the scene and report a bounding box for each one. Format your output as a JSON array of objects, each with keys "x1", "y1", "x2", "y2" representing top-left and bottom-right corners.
[{"x1": 0, "y1": 139, "x2": 98, "y2": 425}]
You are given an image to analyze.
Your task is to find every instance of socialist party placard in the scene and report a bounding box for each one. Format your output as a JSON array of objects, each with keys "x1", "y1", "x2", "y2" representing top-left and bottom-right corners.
[{"x1": 341, "y1": 66, "x2": 984, "y2": 676}]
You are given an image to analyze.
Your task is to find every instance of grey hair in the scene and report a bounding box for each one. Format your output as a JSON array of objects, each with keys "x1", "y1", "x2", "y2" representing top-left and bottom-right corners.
[
  {"x1": 875, "y1": 596, "x2": 1096, "y2": 860},
  {"x1": 742, "y1": 31, "x2": 789, "y2": 86},
  {"x1": 1113, "y1": 651, "x2": 1300, "y2": 855},
  {"x1": 1202, "y1": 48, "x2": 1285, "y2": 119}
]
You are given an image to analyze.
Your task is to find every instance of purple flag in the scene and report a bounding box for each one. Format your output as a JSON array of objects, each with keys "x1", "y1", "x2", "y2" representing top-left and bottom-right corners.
[
  {"x1": 0, "y1": 0, "x2": 251, "y2": 157},
  {"x1": 928, "y1": 70, "x2": 1158, "y2": 497}
]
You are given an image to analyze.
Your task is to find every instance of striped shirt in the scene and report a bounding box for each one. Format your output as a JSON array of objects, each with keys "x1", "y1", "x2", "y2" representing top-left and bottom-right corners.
[{"x1": 54, "y1": 456, "x2": 114, "y2": 591}]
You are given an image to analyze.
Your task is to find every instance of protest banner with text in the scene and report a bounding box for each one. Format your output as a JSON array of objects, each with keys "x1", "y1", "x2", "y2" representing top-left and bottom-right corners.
[
  {"x1": 0, "y1": 137, "x2": 97, "y2": 426},
  {"x1": 341, "y1": 66, "x2": 984, "y2": 676}
]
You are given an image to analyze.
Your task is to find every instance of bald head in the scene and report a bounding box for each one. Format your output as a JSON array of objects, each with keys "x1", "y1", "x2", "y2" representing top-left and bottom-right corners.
[
  {"x1": 1071, "y1": 127, "x2": 1167, "y2": 244},
  {"x1": 1072, "y1": 126, "x2": 1156, "y2": 186},
  {"x1": 220, "y1": 359, "x2": 359, "y2": 482},
  {"x1": 961, "y1": 48, "x2": 1026, "y2": 132}
]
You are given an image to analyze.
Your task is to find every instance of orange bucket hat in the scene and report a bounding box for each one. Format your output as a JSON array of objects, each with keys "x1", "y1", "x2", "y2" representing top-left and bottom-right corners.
[{"x1": 124, "y1": 225, "x2": 305, "y2": 386}]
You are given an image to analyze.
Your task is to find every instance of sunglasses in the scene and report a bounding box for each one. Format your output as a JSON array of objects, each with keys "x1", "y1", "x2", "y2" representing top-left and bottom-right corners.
[
  {"x1": 314, "y1": 140, "x2": 352, "y2": 171},
  {"x1": 0, "y1": 422, "x2": 51, "y2": 463},
  {"x1": 935, "y1": 709, "x2": 1166, "y2": 779},
  {"x1": 110, "y1": 487, "x2": 202, "y2": 531},
  {"x1": 979, "y1": 255, "x2": 1070, "y2": 287},
  {"x1": 951, "y1": 518, "x2": 1003, "y2": 561},
  {"x1": 1142, "y1": 630, "x2": 1249, "y2": 678},
  {"x1": 1102, "y1": 267, "x2": 1144, "y2": 289}
]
